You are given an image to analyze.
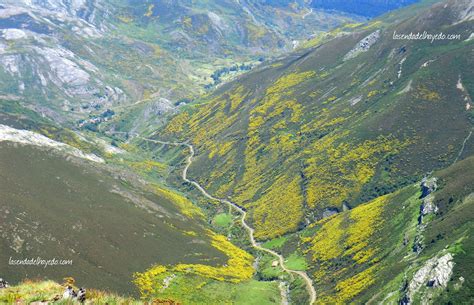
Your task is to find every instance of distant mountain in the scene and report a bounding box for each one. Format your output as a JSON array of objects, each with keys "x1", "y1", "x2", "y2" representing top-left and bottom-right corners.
[
  {"x1": 311, "y1": 0, "x2": 420, "y2": 17},
  {"x1": 0, "y1": 0, "x2": 358, "y2": 300},
  {"x1": 1, "y1": 0, "x2": 473, "y2": 303},
  {"x1": 256, "y1": 0, "x2": 420, "y2": 17},
  {"x1": 0, "y1": 0, "x2": 359, "y2": 130}
]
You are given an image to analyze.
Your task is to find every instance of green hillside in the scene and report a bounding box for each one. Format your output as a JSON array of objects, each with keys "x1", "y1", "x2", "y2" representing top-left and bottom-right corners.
[
  {"x1": 0, "y1": 0, "x2": 472, "y2": 304},
  {"x1": 161, "y1": 0, "x2": 473, "y2": 239},
  {"x1": 0, "y1": 101, "x2": 227, "y2": 295},
  {"x1": 152, "y1": 0, "x2": 473, "y2": 302},
  {"x1": 303, "y1": 156, "x2": 473, "y2": 303}
]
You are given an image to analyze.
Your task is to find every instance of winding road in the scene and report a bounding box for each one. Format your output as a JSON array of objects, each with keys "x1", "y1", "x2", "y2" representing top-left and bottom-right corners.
[{"x1": 137, "y1": 136, "x2": 317, "y2": 305}]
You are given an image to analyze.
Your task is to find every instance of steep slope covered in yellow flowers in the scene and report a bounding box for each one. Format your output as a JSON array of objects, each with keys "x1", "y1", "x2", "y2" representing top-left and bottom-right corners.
[{"x1": 162, "y1": 0, "x2": 472, "y2": 240}]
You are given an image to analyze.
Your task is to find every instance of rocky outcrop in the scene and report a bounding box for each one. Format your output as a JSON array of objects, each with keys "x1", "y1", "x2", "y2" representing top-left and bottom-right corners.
[
  {"x1": 0, "y1": 278, "x2": 8, "y2": 288},
  {"x1": 413, "y1": 177, "x2": 438, "y2": 254},
  {"x1": 420, "y1": 177, "x2": 437, "y2": 199},
  {"x1": 322, "y1": 207, "x2": 339, "y2": 218},
  {"x1": 0, "y1": 3, "x2": 126, "y2": 120},
  {"x1": 1, "y1": 0, "x2": 101, "y2": 25},
  {"x1": 410, "y1": 253, "x2": 454, "y2": 291},
  {"x1": 419, "y1": 177, "x2": 438, "y2": 222},
  {"x1": 401, "y1": 253, "x2": 455, "y2": 304},
  {"x1": 420, "y1": 177, "x2": 438, "y2": 222},
  {"x1": 0, "y1": 124, "x2": 104, "y2": 163},
  {"x1": 344, "y1": 30, "x2": 380, "y2": 61}
]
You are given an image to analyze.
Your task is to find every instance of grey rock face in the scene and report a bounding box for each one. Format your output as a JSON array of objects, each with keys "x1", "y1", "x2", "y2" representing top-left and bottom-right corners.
[
  {"x1": 344, "y1": 30, "x2": 381, "y2": 61},
  {"x1": 420, "y1": 177, "x2": 439, "y2": 218},
  {"x1": 420, "y1": 195, "x2": 438, "y2": 216},
  {"x1": 35, "y1": 47, "x2": 91, "y2": 87},
  {"x1": 322, "y1": 207, "x2": 339, "y2": 218},
  {"x1": 0, "y1": 3, "x2": 126, "y2": 120},
  {"x1": 406, "y1": 253, "x2": 454, "y2": 304},
  {"x1": 420, "y1": 177, "x2": 437, "y2": 199},
  {"x1": 2, "y1": 0, "x2": 96, "y2": 22}
]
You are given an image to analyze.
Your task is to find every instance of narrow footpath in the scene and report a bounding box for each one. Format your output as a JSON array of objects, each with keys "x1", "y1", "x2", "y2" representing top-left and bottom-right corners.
[{"x1": 138, "y1": 136, "x2": 317, "y2": 305}]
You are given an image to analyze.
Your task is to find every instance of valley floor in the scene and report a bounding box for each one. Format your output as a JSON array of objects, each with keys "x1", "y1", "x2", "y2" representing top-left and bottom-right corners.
[{"x1": 133, "y1": 135, "x2": 317, "y2": 304}]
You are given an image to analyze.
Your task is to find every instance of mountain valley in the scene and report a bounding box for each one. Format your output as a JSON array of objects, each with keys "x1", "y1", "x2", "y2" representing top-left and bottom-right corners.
[{"x1": 0, "y1": 0, "x2": 473, "y2": 304}]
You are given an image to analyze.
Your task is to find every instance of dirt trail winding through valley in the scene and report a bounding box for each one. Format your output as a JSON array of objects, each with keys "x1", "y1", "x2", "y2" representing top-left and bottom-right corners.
[{"x1": 138, "y1": 136, "x2": 317, "y2": 305}]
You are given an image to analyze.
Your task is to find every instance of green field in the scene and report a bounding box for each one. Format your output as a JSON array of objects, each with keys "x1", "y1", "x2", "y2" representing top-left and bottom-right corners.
[
  {"x1": 262, "y1": 236, "x2": 288, "y2": 250},
  {"x1": 284, "y1": 253, "x2": 308, "y2": 271},
  {"x1": 212, "y1": 213, "x2": 234, "y2": 228}
]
